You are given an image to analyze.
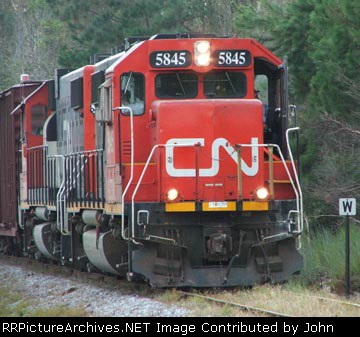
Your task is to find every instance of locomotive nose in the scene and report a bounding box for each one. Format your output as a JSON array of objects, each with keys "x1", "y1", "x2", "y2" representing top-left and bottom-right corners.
[{"x1": 150, "y1": 98, "x2": 264, "y2": 202}]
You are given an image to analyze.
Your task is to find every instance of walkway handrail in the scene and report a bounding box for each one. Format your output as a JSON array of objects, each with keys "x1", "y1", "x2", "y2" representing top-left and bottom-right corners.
[
  {"x1": 127, "y1": 142, "x2": 199, "y2": 242},
  {"x1": 238, "y1": 142, "x2": 302, "y2": 236},
  {"x1": 286, "y1": 127, "x2": 303, "y2": 234},
  {"x1": 122, "y1": 129, "x2": 303, "y2": 245},
  {"x1": 113, "y1": 106, "x2": 134, "y2": 241},
  {"x1": 48, "y1": 155, "x2": 65, "y2": 233}
]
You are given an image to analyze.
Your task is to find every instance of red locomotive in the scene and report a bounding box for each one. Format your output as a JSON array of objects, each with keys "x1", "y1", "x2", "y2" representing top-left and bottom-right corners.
[{"x1": 0, "y1": 34, "x2": 303, "y2": 287}]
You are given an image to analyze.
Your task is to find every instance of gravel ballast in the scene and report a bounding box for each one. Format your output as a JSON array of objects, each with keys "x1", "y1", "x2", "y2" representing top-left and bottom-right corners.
[{"x1": 0, "y1": 260, "x2": 190, "y2": 317}]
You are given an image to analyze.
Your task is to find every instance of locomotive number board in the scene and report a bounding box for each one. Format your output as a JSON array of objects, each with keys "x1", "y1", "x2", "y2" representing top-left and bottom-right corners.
[
  {"x1": 150, "y1": 50, "x2": 192, "y2": 68},
  {"x1": 213, "y1": 50, "x2": 251, "y2": 67}
]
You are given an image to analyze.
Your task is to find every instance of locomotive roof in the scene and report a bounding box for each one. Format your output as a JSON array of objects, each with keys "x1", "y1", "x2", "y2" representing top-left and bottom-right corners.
[
  {"x1": 93, "y1": 51, "x2": 126, "y2": 72},
  {"x1": 9, "y1": 81, "x2": 49, "y2": 115},
  {"x1": 105, "y1": 41, "x2": 146, "y2": 74},
  {"x1": 0, "y1": 81, "x2": 44, "y2": 97},
  {"x1": 104, "y1": 35, "x2": 282, "y2": 75}
]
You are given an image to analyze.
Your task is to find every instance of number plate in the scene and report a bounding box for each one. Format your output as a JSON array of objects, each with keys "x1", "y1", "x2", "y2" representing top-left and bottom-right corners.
[
  {"x1": 214, "y1": 50, "x2": 251, "y2": 67},
  {"x1": 202, "y1": 201, "x2": 237, "y2": 211},
  {"x1": 209, "y1": 202, "x2": 228, "y2": 208},
  {"x1": 150, "y1": 50, "x2": 192, "y2": 68}
]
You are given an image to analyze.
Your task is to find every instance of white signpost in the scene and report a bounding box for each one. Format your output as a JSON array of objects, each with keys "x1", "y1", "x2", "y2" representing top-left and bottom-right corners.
[
  {"x1": 339, "y1": 198, "x2": 356, "y2": 216},
  {"x1": 339, "y1": 198, "x2": 356, "y2": 298}
]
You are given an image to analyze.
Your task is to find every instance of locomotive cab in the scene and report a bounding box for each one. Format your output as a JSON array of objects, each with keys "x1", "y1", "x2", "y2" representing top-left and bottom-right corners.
[
  {"x1": 108, "y1": 36, "x2": 303, "y2": 286},
  {"x1": 254, "y1": 57, "x2": 289, "y2": 155}
]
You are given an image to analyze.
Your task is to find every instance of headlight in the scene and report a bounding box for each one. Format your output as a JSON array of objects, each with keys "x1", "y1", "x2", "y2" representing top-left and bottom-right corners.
[
  {"x1": 195, "y1": 41, "x2": 210, "y2": 54},
  {"x1": 196, "y1": 54, "x2": 211, "y2": 67},
  {"x1": 167, "y1": 188, "x2": 179, "y2": 201},
  {"x1": 194, "y1": 41, "x2": 210, "y2": 66},
  {"x1": 255, "y1": 187, "x2": 269, "y2": 200}
]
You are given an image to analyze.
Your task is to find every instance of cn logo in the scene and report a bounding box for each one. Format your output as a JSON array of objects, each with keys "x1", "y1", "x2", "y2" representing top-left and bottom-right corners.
[{"x1": 165, "y1": 137, "x2": 259, "y2": 177}]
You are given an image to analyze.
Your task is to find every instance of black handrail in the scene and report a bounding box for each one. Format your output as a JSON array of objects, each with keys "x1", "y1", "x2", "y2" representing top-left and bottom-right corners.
[{"x1": 27, "y1": 147, "x2": 104, "y2": 208}]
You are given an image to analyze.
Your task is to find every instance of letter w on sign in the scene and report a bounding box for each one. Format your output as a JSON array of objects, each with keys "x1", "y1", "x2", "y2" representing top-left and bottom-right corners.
[{"x1": 339, "y1": 198, "x2": 356, "y2": 216}]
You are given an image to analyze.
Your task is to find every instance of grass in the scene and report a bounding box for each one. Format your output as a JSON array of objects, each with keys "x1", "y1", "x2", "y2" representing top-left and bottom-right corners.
[
  {"x1": 218, "y1": 285, "x2": 360, "y2": 316},
  {"x1": 0, "y1": 282, "x2": 87, "y2": 317},
  {"x1": 291, "y1": 221, "x2": 360, "y2": 292},
  {"x1": 157, "y1": 285, "x2": 360, "y2": 316},
  {"x1": 2, "y1": 221, "x2": 359, "y2": 317},
  {"x1": 27, "y1": 306, "x2": 87, "y2": 317},
  {"x1": 156, "y1": 222, "x2": 360, "y2": 316},
  {"x1": 0, "y1": 285, "x2": 27, "y2": 316}
]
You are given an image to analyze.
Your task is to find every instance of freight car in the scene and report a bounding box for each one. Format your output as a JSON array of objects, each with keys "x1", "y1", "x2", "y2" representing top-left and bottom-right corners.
[{"x1": 0, "y1": 34, "x2": 303, "y2": 287}]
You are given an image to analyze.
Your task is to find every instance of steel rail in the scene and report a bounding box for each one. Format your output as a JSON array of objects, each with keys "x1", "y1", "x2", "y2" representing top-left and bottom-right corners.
[
  {"x1": 176, "y1": 290, "x2": 292, "y2": 317},
  {"x1": 282, "y1": 290, "x2": 360, "y2": 309}
]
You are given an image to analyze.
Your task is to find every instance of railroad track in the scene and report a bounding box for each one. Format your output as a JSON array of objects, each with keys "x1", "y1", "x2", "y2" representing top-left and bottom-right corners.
[
  {"x1": 2, "y1": 254, "x2": 360, "y2": 317},
  {"x1": 0, "y1": 254, "x2": 148, "y2": 293},
  {"x1": 176, "y1": 288, "x2": 360, "y2": 317},
  {"x1": 0, "y1": 254, "x2": 191, "y2": 317},
  {"x1": 176, "y1": 290, "x2": 292, "y2": 317},
  {"x1": 282, "y1": 290, "x2": 360, "y2": 308}
]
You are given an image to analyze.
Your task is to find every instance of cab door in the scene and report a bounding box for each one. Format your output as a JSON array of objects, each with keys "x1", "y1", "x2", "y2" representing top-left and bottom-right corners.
[
  {"x1": 100, "y1": 79, "x2": 122, "y2": 205},
  {"x1": 280, "y1": 57, "x2": 289, "y2": 157}
]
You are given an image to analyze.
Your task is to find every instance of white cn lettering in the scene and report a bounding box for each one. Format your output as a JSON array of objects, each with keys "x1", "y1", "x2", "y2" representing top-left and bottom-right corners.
[{"x1": 165, "y1": 138, "x2": 259, "y2": 177}]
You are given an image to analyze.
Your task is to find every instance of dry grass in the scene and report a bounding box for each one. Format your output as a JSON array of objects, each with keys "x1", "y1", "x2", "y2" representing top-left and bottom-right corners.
[
  {"x1": 0, "y1": 273, "x2": 88, "y2": 317},
  {"x1": 158, "y1": 225, "x2": 360, "y2": 317},
  {"x1": 157, "y1": 289, "x2": 257, "y2": 317},
  {"x1": 27, "y1": 306, "x2": 87, "y2": 317},
  {"x1": 157, "y1": 285, "x2": 360, "y2": 317},
  {"x1": 0, "y1": 284, "x2": 26, "y2": 316},
  {"x1": 218, "y1": 285, "x2": 360, "y2": 317}
]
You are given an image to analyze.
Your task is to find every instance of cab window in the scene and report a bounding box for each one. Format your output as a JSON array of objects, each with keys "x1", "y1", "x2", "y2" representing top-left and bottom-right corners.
[
  {"x1": 31, "y1": 104, "x2": 47, "y2": 135},
  {"x1": 254, "y1": 74, "x2": 269, "y2": 105},
  {"x1": 120, "y1": 72, "x2": 145, "y2": 115},
  {"x1": 155, "y1": 72, "x2": 198, "y2": 98},
  {"x1": 203, "y1": 71, "x2": 247, "y2": 98},
  {"x1": 255, "y1": 74, "x2": 269, "y2": 124}
]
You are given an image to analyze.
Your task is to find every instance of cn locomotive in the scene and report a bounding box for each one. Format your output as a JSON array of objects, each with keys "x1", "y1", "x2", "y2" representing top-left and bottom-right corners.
[{"x1": 0, "y1": 34, "x2": 303, "y2": 287}]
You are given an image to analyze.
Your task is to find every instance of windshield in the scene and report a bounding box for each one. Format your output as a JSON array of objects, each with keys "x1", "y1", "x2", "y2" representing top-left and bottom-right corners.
[
  {"x1": 155, "y1": 72, "x2": 198, "y2": 98},
  {"x1": 203, "y1": 71, "x2": 247, "y2": 98}
]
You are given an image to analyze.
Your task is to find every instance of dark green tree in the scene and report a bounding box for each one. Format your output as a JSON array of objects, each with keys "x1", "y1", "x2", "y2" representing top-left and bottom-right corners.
[
  {"x1": 308, "y1": 0, "x2": 360, "y2": 121},
  {"x1": 234, "y1": 0, "x2": 360, "y2": 219},
  {"x1": 234, "y1": 0, "x2": 316, "y2": 102},
  {"x1": 0, "y1": 1, "x2": 16, "y2": 89},
  {"x1": 46, "y1": 0, "x2": 241, "y2": 68},
  {"x1": 0, "y1": 0, "x2": 68, "y2": 90}
]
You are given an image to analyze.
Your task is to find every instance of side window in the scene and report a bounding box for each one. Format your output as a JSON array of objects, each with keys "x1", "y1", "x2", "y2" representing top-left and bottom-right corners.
[
  {"x1": 254, "y1": 74, "x2": 268, "y2": 105},
  {"x1": 96, "y1": 78, "x2": 112, "y2": 123},
  {"x1": 31, "y1": 104, "x2": 47, "y2": 135},
  {"x1": 254, "y1": 74, "x2": 269, "y2": 124},
  {"x1": 120, "y1": 73, "x2": 145, "y2": 116},
  {"x1": 104, "y1": 85, "x2": 112, "y2": 120}
]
